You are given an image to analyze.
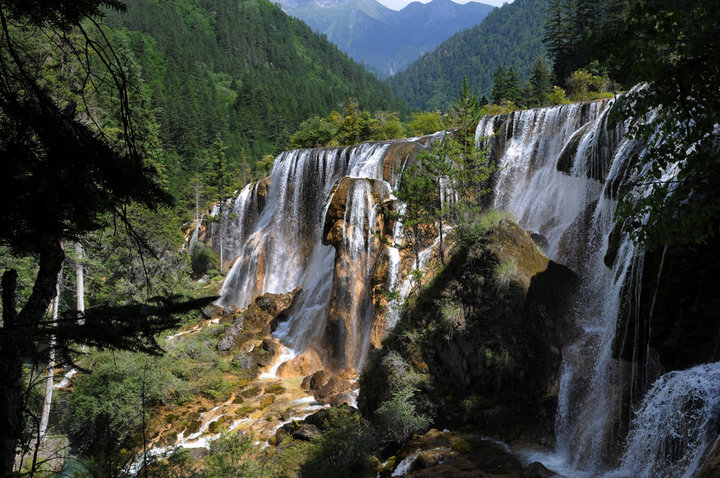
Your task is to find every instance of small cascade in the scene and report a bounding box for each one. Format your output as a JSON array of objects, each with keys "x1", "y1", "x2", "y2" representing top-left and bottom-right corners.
[{"x1": 610, "y1": 362, "x2": 720, "y2": 478}]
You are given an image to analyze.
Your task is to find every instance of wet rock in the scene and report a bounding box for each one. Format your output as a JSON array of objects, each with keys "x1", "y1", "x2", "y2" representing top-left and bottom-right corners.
[
  {"x1": 391, "y1": 430, "x2": 530, "y2": 478},
  {"x1": 530, "y1": 233, "x2": 549, "y2": 253},
  {"x1": 276, "y1": 349, "x2": 323, "y2": 378},
  {"x1": 302, "y1": 369, "x2": 332, "y2": 391},
  {"x1": 337, "y1": 368, "x2": 358, "y2": 381},
  {"x1": 327, "y1": 392, "x2": 355, "y2": 407},
  {"x1": 202, "y1": 304, "x2": 222, "y2": 319},
  {"x1": 521, "y1": 461, "x2": 556, "y2": 478},
  {"x1": 233, "y1": 338, "x2": 282, "y2": 370},
  {"x1": 217, "y1": 316, "x2": 244, "y2": 351},
  {"x1": 314, "y1": 376, "x2": 353, "y2": 405}
]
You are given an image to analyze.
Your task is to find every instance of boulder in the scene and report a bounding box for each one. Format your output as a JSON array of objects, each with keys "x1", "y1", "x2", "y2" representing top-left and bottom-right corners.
[
  {"x1": 217, "y1": 316, "x2": 245, "y2": 351},
  {"x1": 313, "y1": 376, "x2": 353, "y2": 405},
  {"x1": 291, "y1": 423, "x2": 321, "y2": 441},
  {"x1": 276, "y1": 349, "x2": 323, "y2": 378},
  {"x1": 302, "y1": 369, "x2": 332, "y2": 392}
]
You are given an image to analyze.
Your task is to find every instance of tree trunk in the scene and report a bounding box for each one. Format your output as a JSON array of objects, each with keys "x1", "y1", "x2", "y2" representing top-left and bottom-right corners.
[
  {"x1": 75, "y1": 242, "x2": 84, "y2": 315},
  {"x1": 38, "y1": 269, "x2": 62, "y2": 440},
  {"x1": 0, "y1": 271, "x2": 22, "y2": 474},
  {"x1": 0, "y1": 240, "x2": 65, "y2": 475}
]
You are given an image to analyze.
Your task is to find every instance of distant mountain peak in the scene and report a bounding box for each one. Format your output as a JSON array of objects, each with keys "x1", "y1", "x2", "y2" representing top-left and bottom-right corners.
[{"x1": 272, "y1": 0, "x2": 493, "y2": 77}]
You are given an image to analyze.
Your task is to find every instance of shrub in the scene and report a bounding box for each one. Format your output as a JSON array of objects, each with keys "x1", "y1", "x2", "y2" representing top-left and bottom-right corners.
[
  {"x1": 190, "y1": 243, "x2": 219, "y2": 278},
  {"x1": 374, "y1": 385, "x2": 431, "y2": 445},
  {"x1": 545, "y1": 86, "x2": 569, "y2": 105},
  {"x1": 454, "y1": 206, "x2": 514, "y2": 247},
  {"x1": 299, "y1": 409, "x2": 377, "y2": 478}
]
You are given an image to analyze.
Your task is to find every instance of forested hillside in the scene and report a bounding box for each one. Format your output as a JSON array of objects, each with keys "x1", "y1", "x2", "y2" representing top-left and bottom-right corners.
[
  {"x1": 104, "y1": 0, "x2": 404, "y2": 205},
  {"x1": 273, "y1": 0, "x2": 493, "y2": 77},
  {"x1": 387, "y1": 0, "x2": 549, "y2": 111}
]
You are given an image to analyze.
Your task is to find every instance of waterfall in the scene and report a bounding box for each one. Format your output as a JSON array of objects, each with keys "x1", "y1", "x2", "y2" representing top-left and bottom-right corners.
[
  {"x1": 217, "y1": 140, "x2": 422, "y2": 370},
  {"x1": 476, "y1": 99, "x2": 678, "y2": 473},
  {"x1": 611, "y1": 362, "x2": 720, "y2": 478}
]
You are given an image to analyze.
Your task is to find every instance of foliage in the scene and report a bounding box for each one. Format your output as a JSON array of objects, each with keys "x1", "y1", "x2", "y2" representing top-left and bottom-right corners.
[
  {"x1": 493, "y1": 259, "x2": 517, "y2": 290},
  {"x1": 389, "y1": 0, "x2": 550, "y2": 111},
  {"x1": 104, "y1": 0, "x2": 406, "y2": 212},
  {"x1": 290, "y1": 116, "x2": 337, "y2": 148},
  {"x1": 375, "y1": 385, "x2": 431, "y2": 445},
  {"x1": 60, "y1": 350, "x2": 192, "y2": 475},
  {"x1": 300, "y1": 408, "x2": 378, "y2": 478},
  {"x1": 397, "y1": 78, "x2": 493, "y2": 271},
  {"x1": 544, "y1": 0, "x2": 720, "y2": 248},
  {"x1": 191, "y1": 244, "x2": 220, "y2": 279},
  {"x1": 455, "y1": 208, "x2": 514, "y2": 248},
  {"x1": 290, "y1": 100, "x2": 407, "y2": 148},
  {"x1": 407, "y1": 110, "x2": 443, "y2": 136},
  {"x1": 203, "y1": 433, "x2": 263, "y2": 478}
]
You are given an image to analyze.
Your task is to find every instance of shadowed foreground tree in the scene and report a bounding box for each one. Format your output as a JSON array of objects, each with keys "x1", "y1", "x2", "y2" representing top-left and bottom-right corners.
[{"x1": 0, "y1": 1, "x2": 214, "y2": 474}]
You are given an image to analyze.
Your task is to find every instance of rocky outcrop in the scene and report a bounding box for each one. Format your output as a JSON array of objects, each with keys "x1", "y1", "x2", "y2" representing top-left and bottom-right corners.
[
  {"x1": 216, "y1": 288, "x2": 301, "y2": 357},
  {"x1": 359, "y1": 220, "x2": 579, "y2": 446},
  {"x1": 276, "y1": 349, "x2": 323, "y2": 378},
  {"x1": 383, "y1": 429, "x2": 555, "y2": 478}
]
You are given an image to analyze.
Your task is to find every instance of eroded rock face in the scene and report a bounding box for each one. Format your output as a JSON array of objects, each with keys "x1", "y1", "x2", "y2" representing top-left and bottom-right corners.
[
  {"x1": 360, "y1": 220, "x2": 579, "y2": 446},
  {"x1": 216, "y1": 288, "x2": 301, "y2": 353},
  {"x1": 276, "y1": 349, "x2": 323, "y2": 378}
]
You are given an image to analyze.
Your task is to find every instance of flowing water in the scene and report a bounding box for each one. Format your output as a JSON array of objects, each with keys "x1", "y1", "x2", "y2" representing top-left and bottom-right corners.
[
  {"x1": 217, "y1": 141, "x2": 420, "y2": 370},
  {"x1": 478, "y1": 99, "x2": 718, "y2": 475}
]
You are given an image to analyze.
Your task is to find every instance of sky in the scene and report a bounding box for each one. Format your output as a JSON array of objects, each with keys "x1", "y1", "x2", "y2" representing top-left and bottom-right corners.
[{"x1": 377, "y1": 0, "x2": 512, "y2": 11}]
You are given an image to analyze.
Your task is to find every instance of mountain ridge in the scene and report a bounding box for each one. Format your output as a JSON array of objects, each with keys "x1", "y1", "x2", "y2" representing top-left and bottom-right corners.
[
  {"x1": 273, "y1": 0, "x2": 494, "y2": 77},
  {"x1": 388, "y1": 0, "x2": 549, "y2": 110}
]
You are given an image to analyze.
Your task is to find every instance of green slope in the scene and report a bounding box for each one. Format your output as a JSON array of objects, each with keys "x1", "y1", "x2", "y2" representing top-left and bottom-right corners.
[
  {"x1": 387, "y1": 0, "x2": 549, "y2": 111},
  {"x1": 105, "y1": 0, "x2": 404, "y2": 169}
]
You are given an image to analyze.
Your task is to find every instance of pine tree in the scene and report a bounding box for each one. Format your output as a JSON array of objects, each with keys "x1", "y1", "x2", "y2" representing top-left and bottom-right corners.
[
  {"x1": 491, "y1": 66, "x2": 508, "y2": 104},
  {"x1": 529, "y1": 56, "x2": 553, "y2": 106}
]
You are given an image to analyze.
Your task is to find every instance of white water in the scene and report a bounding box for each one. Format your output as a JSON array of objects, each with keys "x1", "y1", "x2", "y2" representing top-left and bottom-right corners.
[
  {"x1": 608, "y1": 362, "x2": 720, "y2": 478},
  {"x1": 217, "y1": 140, "x2": 429, "y2": 370}
]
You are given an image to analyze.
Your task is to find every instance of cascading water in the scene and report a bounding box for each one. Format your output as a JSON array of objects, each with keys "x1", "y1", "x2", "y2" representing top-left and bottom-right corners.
[
  {"x1": 216, "y1": 140, "x2": 423, "y2": 370},
  {"x1": 478, "y1": 98, "x2": 717, "y2": 476}
]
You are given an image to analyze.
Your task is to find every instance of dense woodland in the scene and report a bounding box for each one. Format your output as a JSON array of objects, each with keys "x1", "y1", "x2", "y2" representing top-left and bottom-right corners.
[
  {"x1": 104, "y1": 0, "x2": 406, "y2": 214},
  {"x1": 0, "y1": 0, "x2": 718, "y2": 476},
  {"x1": 388, "y1": 0, "x2": 549, "y2": 111}
]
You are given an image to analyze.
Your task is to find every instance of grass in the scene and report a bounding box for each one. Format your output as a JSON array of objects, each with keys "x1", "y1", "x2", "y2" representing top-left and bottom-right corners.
[{"x1": 493, "y1": 259, "x2": 517, "y2": 290}]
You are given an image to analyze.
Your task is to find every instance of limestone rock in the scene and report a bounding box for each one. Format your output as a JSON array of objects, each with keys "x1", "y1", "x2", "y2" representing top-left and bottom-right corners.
[
  {"x1": 359, "y1": 219, "x2": 580, "y2": 446},
  {"x1": 313, "y1": 376, "x2": 353, "y2": 405},
  {"x1": 276, "y1": 349, "x2": 323, "y2": 378},
  {"x1": 302, "y1": 369, "x2": 332, "y2": 392},
  {"x1": 217, "y1": 316, "x2": 244, "y2": 351}
]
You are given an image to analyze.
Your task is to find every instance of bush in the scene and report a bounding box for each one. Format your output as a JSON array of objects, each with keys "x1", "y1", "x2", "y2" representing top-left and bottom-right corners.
[
  {"x1": 454, "y1": 206, "x2": 514, "y2": 247},
  {"x1": 544, "y1": 85, "x2": 568, "y2": 105},
  {"x1": 374, "y1": 385, "x2": 431, "y2": 445},
  {"x1": 300, "y1": 408, "x2": 377, "y2": 478},
  {"x1": 190, "y1": 243, "x2": 219, "y2": 278}
]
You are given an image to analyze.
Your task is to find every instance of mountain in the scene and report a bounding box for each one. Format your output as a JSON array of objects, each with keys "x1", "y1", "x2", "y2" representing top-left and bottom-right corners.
[
  {"x1": 388, "y1": 0, "x2": 549, "y2": 111},
  {"x1": 103, "y1": 0, "x2": 404, "y2": 198},
  {"x1": 273, "y1": 0, "x2": 494, "y2": 77}
]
